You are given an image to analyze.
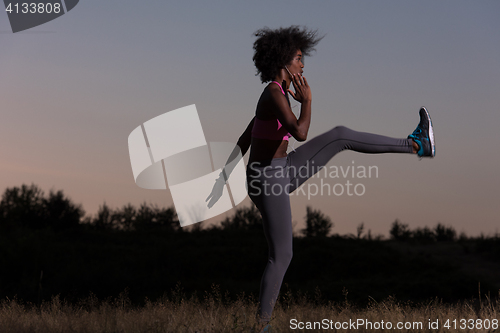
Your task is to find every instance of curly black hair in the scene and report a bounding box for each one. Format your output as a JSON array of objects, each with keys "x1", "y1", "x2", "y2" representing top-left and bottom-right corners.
[{"x1": 252, "y1": 26, "x2": 324, "y2": 83}]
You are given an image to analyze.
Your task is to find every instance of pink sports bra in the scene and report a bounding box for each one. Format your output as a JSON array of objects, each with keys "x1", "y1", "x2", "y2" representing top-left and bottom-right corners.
[{"x1": 251, "y1": 81, "x2": 293, "y2": 141}]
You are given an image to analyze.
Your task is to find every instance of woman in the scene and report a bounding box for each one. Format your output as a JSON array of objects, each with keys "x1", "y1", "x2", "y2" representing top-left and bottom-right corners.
[{"x1": 217, "y1": 26, "x2": 435, "y2": 332}]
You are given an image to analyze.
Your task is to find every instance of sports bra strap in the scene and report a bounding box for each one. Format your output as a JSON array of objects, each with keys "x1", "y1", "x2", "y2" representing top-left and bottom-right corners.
[{"x1": 271, "y1": 81, "x2": 285, "y2": 95}]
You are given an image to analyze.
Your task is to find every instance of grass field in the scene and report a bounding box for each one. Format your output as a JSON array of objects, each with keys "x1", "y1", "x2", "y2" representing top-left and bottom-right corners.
[
  {"x1": 2, "y1": 194, "x2": 500, "y2": 332},
  {"x1": 1, "y1": 285, "x2": 499, "y2": 333}
]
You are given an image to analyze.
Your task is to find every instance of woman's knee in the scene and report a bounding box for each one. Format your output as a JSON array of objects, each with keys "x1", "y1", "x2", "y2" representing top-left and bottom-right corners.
[
  {"x1": 328, "y1": 125, "x2": 354, "y2": 140},
  {"x1": 331, "y1": 125, "x2": 348, "y2": 134},
  {"x1": 275, "y1": 248, "x2": 293, "y2": 266}
]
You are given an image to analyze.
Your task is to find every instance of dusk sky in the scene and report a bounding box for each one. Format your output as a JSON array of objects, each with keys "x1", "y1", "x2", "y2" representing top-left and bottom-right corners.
[{"x1": 1, "y1": 1, "x2": 499, "y2": 236}]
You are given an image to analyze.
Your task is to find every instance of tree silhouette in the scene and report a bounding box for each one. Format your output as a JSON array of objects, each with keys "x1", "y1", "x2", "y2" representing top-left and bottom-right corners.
[
  {"x1": 43, "y1": 189, "x2": 84, "y2": 230},
  {"x1": 115, "y1": 203, "x2": 136, "y2": 231},
  {"x1": 133, "y1": 203, "x2": 180, "y2": 232},
  {"x1": 389, "y1": 219, "x2": 411, "y2": 241},
  {"x1": 91, "y1": 203, "x2": 116, "y2": 231},
  {"x1": 434, "y1": 223, "x2": 456, "y2": 242},
  {"x1": 412, "y1": 226, "x2": 436, "y2": 243},
  {"x1": 219, "y1": 204, "x2": 262, "y2": 231},
  {"x1": 301, "y1": 206, "x2": 333, "y2": 238},
  {"x1": 356, "y1": 223, "x2": 365, "y2": 239},
  {"x1": 0, "y1": 184, "x2": 84, "y2": 231},
  {"x1": 389, "y1": 222, "x2": 458, "y2": 243},
  {"x1": 0, "y1": 183, "x2": 44, "y2": 230},
  {"x1": 88, "y1": 202, "x2": 180, "y2": 232}
]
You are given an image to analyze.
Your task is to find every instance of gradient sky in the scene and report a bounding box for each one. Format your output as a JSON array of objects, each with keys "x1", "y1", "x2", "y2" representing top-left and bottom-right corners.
[{"x1": 1, "y1": 1, "x2": 499, "y2": 237}]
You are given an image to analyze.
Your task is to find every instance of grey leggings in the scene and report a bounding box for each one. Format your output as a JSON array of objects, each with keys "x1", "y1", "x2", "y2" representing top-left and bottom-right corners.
[{"x1": 246, "y1": 125, "x2": 413, "y2": 323}]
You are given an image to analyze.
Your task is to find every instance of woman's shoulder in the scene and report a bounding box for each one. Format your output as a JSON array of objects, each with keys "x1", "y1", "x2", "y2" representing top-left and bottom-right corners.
[
  {"x1": 260, "y1": 82, "x2": 285, "y2": 102},
  {"x1": 256, "y1": 82, "x2": 287, "y2": 118},
  {"x1": 267, "y1": 81, "x2": 285, "y2": 94}
]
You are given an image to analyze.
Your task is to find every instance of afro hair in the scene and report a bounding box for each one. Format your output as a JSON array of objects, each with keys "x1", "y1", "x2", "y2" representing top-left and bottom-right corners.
[{"x1": 252, "y1": 26, "x2": 324, "y2": 83}]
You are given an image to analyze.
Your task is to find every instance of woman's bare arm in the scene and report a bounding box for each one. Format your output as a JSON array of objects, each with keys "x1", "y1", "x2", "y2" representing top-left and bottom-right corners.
[
  {"x1": 220, "y1": 116, "x2": 254, "y2": 181},
  {"x1": 206, "y1": 116, "x2": 254, "y2": 207},
  {"x1": 236, "y1": 116, "x2": 255, "y2": 157},
  {"x1": 270, "y1": 74, "x2": 311, "y2": 142}
]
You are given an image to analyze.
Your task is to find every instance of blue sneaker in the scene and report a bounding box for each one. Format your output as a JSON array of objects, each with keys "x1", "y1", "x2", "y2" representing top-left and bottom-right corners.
[{"x1": 408, "y1": 107, "x2": 435, "y2": 157}]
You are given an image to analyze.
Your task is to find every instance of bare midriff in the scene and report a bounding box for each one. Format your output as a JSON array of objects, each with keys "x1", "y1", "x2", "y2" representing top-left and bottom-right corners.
[{"x1": 248, "y1": 137, "x2": 288, "y2": 163}]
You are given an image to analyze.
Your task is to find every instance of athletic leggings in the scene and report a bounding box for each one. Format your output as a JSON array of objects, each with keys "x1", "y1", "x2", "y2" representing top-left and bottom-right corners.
[{"x1": 246, "y1": 125, "x2": 414, "y2": 323}]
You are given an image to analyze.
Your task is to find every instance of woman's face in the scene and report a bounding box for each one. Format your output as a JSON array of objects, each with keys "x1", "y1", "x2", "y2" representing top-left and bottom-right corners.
[{"x1": 286, "y1": 49, "x2": 304, "y2": 76}]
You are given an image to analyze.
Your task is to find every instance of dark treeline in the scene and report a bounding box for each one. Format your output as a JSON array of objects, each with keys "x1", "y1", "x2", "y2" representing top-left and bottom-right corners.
[{"x1": 1, "y1": 184, "x2": 499, "y2": 307}]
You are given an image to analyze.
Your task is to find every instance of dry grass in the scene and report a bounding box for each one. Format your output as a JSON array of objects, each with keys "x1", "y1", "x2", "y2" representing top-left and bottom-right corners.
[{"x1": 1, "y1": 286, "x2": 499, "y2": 332}]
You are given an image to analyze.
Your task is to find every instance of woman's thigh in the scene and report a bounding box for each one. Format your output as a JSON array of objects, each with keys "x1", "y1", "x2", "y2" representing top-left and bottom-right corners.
[
  {"x1": 286, "y1": 127, "x2": 347, "y2": 192},
  {"x1": 247, "y1": 160, "x2": 293, "y2": 254}
]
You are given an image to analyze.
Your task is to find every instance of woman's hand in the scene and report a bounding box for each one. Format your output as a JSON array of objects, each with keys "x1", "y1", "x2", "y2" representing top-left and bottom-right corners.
[
  {"x1": 205, "y1": 175, "x2": 225, "y2": 208},
  {"x1": 287, "y1": 74, "x2": 311, "y2": 104}
]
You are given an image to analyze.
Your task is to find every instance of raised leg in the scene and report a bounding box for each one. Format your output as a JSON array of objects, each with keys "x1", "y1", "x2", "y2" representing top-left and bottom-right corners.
[{"x1": 287, "y1": 125, "x2": 414, "y2": 192}]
